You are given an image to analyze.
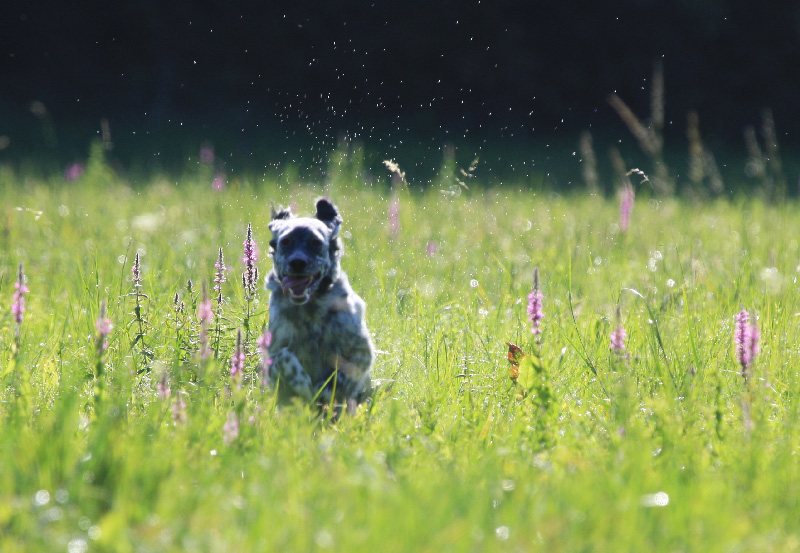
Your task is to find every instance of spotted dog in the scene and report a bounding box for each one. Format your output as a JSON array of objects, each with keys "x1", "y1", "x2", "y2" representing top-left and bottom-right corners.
[{"x1": 265, "y1": 197, "x2": 373, "y2": 412}]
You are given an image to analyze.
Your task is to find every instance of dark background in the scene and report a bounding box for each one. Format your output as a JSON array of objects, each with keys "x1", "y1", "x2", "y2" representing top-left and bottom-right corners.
[{"x1": 2, "y1": 0, "x2": 799, "y2": 188}]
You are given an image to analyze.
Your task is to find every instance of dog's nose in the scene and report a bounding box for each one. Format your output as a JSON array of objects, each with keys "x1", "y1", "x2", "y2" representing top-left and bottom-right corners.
[{"x1": 288, "y1": 257, "x2": 308, "y2": 272}]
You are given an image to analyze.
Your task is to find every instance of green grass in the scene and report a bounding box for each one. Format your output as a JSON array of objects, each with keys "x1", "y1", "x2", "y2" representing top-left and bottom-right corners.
[{"x1": 1, "y1": 163, "x2": 800, "y2": 552}]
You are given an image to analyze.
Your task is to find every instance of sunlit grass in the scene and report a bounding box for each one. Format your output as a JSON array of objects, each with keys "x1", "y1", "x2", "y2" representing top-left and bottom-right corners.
[{"x1": 1, "y1": 163, "x2": 800, "y2": 552}]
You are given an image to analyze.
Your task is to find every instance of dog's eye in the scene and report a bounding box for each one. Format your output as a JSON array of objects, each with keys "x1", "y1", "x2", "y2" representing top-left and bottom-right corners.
[
  {"x1": 278, "y1": 237, "x2": 292, "y2": 248},
  {"x1": 309, "y1": 237, "x2": 323, "y2": 248}
]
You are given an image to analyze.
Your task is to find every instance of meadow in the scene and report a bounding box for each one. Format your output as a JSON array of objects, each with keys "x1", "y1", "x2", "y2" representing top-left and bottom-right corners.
[{"x1": 1, "y1": 153, "x2": 799, "y2": 553}]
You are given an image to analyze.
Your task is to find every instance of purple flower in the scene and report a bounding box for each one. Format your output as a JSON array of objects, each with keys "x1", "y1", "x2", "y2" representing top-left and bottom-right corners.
[
  {"x1": 735, "y1": 308, "x2": 760, "y2": 380},
  {"x1": 242, "y1": 223, "x2": 259, "y2": 298},
  {"x1": 198, "y1": 298, "x2": 213, "y2": 323},
  {"x1": 748, "y1": 322, "x2": 761, "y2": 361},
  {"x1": 95, "y1": 302, "x2": 111, "y2": 357},
  {"x1": 425, "y1": 241, "x2": 439, "y2": 257},
  {"x1": 619, "y1": 183, "x2": 635, "y2": 232},
  {"x1": 230, "y1": 328, "x2": 245, "y2": 379},
  {"x1": 212, "y1": 173, "x2": 225, "y2": 191},
  {"x1": 388, "y1": 196, "x2": 400, "y2": 236},
  {"x1": 157, "y1": 372, "x2": 171, "y2": 400},
  {"x1": 64, "y1": 162, "x2": 85, "y2": 181},
  {"x1": 610, "y1": 306, "x2": 627, "y2": 357},
  {"x1": 11, "y1": 262, "x2": 28, "y2": 325},
  {"x1": 223, "y1": 411, "x2": 239, "y2": 444},
  {"x1": 95, "y1": 316, "x2": 113, "y2": 337},
  {"x1": 527, "y1": 267, "x2": 544, "y2": 336},
  {"x1": 172, "y1": 396, "x2": 187, "y2": 423},
  {"x1": 95, "y1": 301, "x2": 113, "y2": 353},
  {"x1": 610, "y1": 326, "x2": 627, "y2": 352},
  {"x1": 257, "y1": 329, "x2": 272, "y2": 385}
]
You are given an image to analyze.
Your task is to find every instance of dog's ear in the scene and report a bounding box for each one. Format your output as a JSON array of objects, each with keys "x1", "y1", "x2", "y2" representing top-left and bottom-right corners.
[
  {"x1": 315, "y1": 197, "x2": 343, "y2": 261},
  {"x1": 268, "y1": 205, "x2": 293, "y2": 253},
  {"x1": 271, "y1": 204, "x2": 293, "y2": 221},
  {"x1": 314, "y1": 197, "x2": 342, "y2": 237}
]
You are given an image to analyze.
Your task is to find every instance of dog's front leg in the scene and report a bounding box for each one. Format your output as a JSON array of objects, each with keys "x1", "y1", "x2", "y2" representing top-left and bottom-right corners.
[{"x1": 270, "y1": 348, "x2": 313, "y2": 401}]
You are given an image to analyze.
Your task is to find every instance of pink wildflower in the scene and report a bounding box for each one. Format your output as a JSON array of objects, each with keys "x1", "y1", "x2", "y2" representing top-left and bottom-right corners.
[
  {"x1": 388, "y1": 196, "x2": 400, "y2": 236},
  {"x1": 223, "y1": 411, "x2": 239, "y2": 444},
  {"x1": 95, "y1": 317, "x2": 113, "y2": 338},
  {"x1": 619, "y1": 183, "x2": 634, "y2": 232},
  {"x1": 609, "y1": 306, "x2": 627, "y2": 358},
  {"x1": 198, "y1": 298, "x2": 213, "y2": 323},
  {"x1": 11, "y1": 262, "x2": 28, "y2": 325},
  {"x1": 527, "y1": 267, "x2": 544, "y2": 336},
  {"x1": 157, "y1": 373, "x2": 171, "y2": 400},
  {"x1": 172, "y1": 396, "x2": 187, "y2": 423},
  {"x1": 94, "y1": 299, "x2": 112, "y2": 357},
  {"x1": 212, "y1": 173, "x2": 225, "y2": 191},
  {"x1": 425, "y1": 241, "x2": 439, "y2": 256},
  {"x1": 257, "y1": 328, "x2": 272, "y2": 386},
  {"x1": 735, "y1": 308, "x2": 760, "y2": 381},
  {"x1": 610, "y1": 326, "x2": 627, "y2": 352},
  {"x1": 230, "y1": 328, "x2": 245, "y2": 379},
  {"x1": 95, "y1": 302, "x2": 112, "y2": 353},
  {"x1": 64, "y1": 162, "x2": 85, "y2": 181}
]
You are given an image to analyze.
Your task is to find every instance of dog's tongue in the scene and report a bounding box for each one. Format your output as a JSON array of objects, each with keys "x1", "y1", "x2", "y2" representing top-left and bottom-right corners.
[{"x1": 281, "y1": 275, "x2": 312, "y2": 296}]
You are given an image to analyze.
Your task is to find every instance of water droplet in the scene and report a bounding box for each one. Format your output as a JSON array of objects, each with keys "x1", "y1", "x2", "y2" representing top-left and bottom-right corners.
[
  {"x1": 641, "y1": 491, "x2": 670, "y2": 507},
  {"x1": 33, "y1": 490, "x2": 50, "y2": 506},
  {"x1": 68, "y1": 538, "x2": 88, "y2": 553}
]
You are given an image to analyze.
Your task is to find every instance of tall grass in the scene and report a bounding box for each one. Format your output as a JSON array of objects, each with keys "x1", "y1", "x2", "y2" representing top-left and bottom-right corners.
[{"x1": 1, "y1": 163, "x2": 799, "y2": 552}]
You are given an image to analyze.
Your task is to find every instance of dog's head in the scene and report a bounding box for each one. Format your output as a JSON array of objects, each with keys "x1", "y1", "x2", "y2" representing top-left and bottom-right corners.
[{"x1": 268, "y1": 197, "x2": 343, "y2": 305}]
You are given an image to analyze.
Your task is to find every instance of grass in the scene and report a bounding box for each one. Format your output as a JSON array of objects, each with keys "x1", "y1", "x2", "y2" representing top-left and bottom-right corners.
[{"x1": 1, "y1": 161, "x2": 800, "y2": 552}]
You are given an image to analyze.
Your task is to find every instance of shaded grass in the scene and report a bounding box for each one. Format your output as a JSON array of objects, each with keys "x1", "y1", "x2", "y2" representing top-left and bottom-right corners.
[{"x1": 1, "y1": 170, "x2": 800, "y2": 552}]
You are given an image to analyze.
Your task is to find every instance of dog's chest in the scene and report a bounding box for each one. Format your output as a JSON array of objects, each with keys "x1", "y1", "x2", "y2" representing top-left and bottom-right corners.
[{"x1": 269, "y1": 295, "x2": 360, "y2": 381}]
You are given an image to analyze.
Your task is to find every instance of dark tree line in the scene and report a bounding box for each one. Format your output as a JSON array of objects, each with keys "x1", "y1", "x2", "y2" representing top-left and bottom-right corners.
[{"x1": 1, "y1": 0, "x2": 798, "y2": 174}]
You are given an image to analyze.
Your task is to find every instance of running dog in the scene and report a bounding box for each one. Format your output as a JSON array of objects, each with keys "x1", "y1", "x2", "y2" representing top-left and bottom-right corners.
[{"x1": 265, "y1": 197, "x2": 373, "y2": 412}]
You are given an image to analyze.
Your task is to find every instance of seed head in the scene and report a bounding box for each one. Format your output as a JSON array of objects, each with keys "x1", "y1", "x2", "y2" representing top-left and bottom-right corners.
[
  {"x1": 132, "y1": 253, "x2": 142, "y2": 288},
  {"x1": 242, "y1": 224, "x2": 259, "y2": 297}
]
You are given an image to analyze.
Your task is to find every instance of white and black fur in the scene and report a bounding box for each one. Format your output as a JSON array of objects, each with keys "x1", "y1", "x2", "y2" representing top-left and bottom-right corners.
[{"x1": 265, "y1": 197, "x2": 373, "y2": 411}]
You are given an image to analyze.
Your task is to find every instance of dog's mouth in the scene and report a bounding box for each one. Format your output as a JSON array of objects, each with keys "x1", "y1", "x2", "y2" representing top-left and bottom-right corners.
[{"x1": 281, "y1": 273, "x2": 323, "y2": 305}]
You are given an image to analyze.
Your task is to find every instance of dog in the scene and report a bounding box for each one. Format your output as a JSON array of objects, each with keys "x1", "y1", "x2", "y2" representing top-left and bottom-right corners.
[{"x1": 265, "y1": 197, "x2": 373, "y2": 413}]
